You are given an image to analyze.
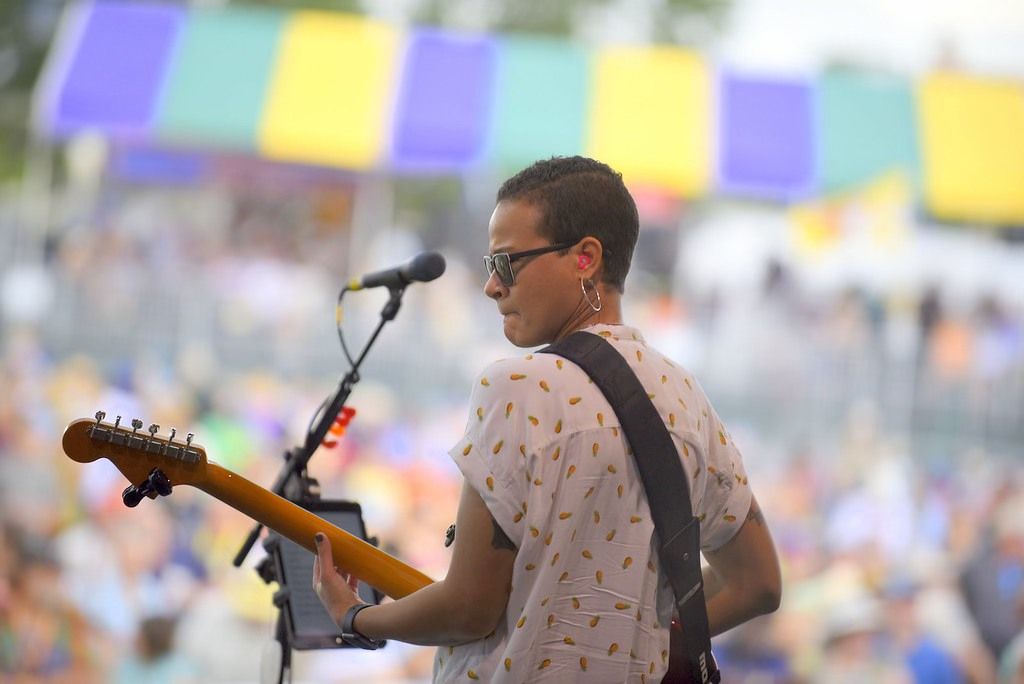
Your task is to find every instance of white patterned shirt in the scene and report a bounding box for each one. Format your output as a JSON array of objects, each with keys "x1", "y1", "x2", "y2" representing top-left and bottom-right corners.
[{"x1": 434, "y1": 324, "x2": 752, "y2": 683}]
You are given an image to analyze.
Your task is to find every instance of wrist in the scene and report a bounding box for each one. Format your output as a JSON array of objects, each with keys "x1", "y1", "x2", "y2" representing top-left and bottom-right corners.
[{"x1": 340, "y1": 603, "x2": 383, "y2": 650}]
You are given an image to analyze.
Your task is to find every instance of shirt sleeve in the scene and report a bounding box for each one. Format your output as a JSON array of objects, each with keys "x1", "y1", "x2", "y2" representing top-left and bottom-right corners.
[
  {"x1": 448, "y1": 357, "x2": 534, "y2": 548},
  {"x1": 695, "y1": 404, "x2": 753, "y2": 552}
]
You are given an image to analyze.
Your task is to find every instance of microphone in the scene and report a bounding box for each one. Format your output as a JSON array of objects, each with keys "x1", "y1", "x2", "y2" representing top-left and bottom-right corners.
[{"x1": 346, "y1": 251, "x2": 446, "y2": 291}]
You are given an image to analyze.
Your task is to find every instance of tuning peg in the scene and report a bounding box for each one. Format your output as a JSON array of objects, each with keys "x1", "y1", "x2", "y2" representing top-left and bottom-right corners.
[
  {"x1": 121, "y1": 468, "x2": 173, "y2": 508},
  {"x1": 106, "y1": 415, "x2": 123, "y2": 442},
  {"x1": 148, "y1": 424, "x2": 159, "y2": 438},
  {"x1": 131, "y1": 419, "x2": 143, "y2": 434},
  {"x1": 149, "y1": 469, "x2": 172, "y2": 497},
  {"x1": 89, "y1": 411, "x2": 108, "y2": 438},
  {"x1": 185, "y1": 433, "x2": 194, "y2": 447},
  {"x1": 162, "y1": 428, "x2": 177, "y2": 455},
  {"x1": 122, "y1": 485, "x2": 146, "y2": 508}
]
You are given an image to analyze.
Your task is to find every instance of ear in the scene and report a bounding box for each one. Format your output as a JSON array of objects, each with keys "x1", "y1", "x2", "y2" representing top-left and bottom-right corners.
[{"x1": 575, "y1": 237, "x2": 603, "y2": 280}]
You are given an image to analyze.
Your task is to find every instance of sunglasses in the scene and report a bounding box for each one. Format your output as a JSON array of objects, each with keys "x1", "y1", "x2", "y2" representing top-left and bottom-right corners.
[{"x1": 484, "y1": 242, "x2": 575, "y2": 288}]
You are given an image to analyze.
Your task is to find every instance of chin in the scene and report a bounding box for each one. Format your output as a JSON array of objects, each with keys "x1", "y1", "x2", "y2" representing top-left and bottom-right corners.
[
  {"x1": 504, "y1": 323, "x2": 551, "y2": 348},
  {"x1": 503, "y1": 319, "x2": 533, "y2": 348},
  {"x1": 507, "y1": 335, "x2": 538, "y2": 348},
  {"x1": 503, "y1": 325, "x2": 527, "y2": 347}
]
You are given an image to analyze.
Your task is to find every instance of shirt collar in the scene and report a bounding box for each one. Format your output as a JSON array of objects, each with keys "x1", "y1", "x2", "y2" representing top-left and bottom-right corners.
[{"x1": 579, "y1": 322, "x2": 644, "y2": 344}]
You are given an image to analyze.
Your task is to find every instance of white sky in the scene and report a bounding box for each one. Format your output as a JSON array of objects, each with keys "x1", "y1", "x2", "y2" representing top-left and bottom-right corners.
[{"x1": 715, "y1": 0, "x2": 1024, "y2": 77}]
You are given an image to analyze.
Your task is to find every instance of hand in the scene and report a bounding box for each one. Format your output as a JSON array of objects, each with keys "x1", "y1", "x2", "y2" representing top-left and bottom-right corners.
[{"x1": 312, "y1": 532, "x2": 363, "y2": 625}]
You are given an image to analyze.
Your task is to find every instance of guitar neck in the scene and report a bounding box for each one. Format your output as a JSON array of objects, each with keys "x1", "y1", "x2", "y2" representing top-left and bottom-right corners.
[{"x1": 198, "y1": 461, "x2": 434, "y2": 599}]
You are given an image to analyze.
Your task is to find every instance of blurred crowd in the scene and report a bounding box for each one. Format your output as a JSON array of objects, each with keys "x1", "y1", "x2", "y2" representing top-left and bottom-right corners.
[
  {"x1": 1, "y1": 178, "x2": 1023, "y2": 683},
  {"x1": 0, "y1": 325, "x2": 466, "y2": 683}
]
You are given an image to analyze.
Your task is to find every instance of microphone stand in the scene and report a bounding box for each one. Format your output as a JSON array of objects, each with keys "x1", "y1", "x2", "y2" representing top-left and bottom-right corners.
[
  {"x1": 233, "y1": 285, "x2": 405, "y2": 566},
  {"x1": 232, "y1": 285, "x2": 407, "y2": 684}
]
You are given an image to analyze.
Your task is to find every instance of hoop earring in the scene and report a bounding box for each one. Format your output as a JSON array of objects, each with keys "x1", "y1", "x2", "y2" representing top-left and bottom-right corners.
[{"x1": 581, "y1": 278, "x2": 602, "y2": 313}]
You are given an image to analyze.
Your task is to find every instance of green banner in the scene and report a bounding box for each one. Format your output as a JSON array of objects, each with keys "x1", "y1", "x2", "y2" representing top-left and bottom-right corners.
[
  {"x1": 818, "y1": 69, "x2": 919, "y2": 193},
  {"x1": 489, "y1": 36, "x2": 589, "y2": 171},
  {"x1": 157, "y1": 7, "x2": 286, "y2": 149}
]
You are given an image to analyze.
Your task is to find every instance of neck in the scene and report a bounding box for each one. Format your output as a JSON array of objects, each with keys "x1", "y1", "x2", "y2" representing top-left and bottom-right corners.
[{"x1": 554, "y1": 288, "x2": 624, "y2": 341}]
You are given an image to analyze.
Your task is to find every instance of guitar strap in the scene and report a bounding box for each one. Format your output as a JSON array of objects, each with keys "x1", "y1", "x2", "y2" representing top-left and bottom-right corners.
[{"x1": 541, "y1": 331, "x2": 721, "y2": 684}]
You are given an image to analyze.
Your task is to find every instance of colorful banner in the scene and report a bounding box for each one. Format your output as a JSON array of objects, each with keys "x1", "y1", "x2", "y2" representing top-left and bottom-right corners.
[
  {"x1": 489, "y1": 36, "x2": 588, "y2": 171},
  {"x1": 718, "y1": 73, "x2": 816, "y2": 200},
  {"x1": 110, "y1": 146, "x2": 209, "y2": 184},
  {"x1": 587, "y1": 46, "x2": 711, "y2": 196},
  {"x1": 391, "y1": 30, "x2": 496, "y2": 169},
  {"x1": 258, "y1": 11, "x2": 399, "y2": 169},
  {"x1": 918, "y1": 73, "x2": 1024, "y2": 224},
  {"x1": 157, "y1": 7, "x2": 286, "y2": 149},
  {"x1": 818, "y1": 70, "x2": 919, "y2": 193},
  {"x1": 33, "y1": 1, "x2": 1024, "y2": 224},
  {"x1": 791, "y1": 171, "x2": 913, "y2": 258},
  {"x1": 48, "y1": 2, "x2": 182, "y2": 137}
]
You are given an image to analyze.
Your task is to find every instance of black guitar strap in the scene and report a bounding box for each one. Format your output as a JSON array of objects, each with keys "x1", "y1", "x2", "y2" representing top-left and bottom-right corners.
[{"x1": 542, "y1": 331, "x2": 721, "y2": 684}]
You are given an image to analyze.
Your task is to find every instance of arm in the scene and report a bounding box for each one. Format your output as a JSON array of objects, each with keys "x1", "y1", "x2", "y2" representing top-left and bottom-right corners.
[
  {"x1": 701, "y1": 495, "x2": 782, "y2": 636},
  {"x1": 313, "y1": 480, "x2": 516, "y2": 646}
]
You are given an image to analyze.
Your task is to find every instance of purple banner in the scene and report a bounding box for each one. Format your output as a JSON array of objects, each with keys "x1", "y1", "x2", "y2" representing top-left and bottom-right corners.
[
  {"x1": 51, "y1": 1, "x2": 183, "y2": 138},
  {"x1": 718, "y1": 73, "x2": 816, "y2": 200},
  {"x1": 391, "y1": 30, "x2": 496, "y2": 170},
  {"x1": 109, "y1": 146, "x2": 209, "y2": 185}
]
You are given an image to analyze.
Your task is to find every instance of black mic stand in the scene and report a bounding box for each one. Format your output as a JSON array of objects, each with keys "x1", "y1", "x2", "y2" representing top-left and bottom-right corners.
[{"x1": 233, "y1": 285, "x2": 407, "y2": 684}]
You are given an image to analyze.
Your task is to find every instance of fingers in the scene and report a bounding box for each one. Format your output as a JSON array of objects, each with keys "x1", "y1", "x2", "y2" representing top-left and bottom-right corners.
[
  {"x1": 314, "y1": 532, "x2": 363, "y2": 596},
  {"x1": 315, "y1": 532, "x2": 332, "y2": 562},
  {"x1": 313, "y1": 532, "x2": 332, "y2": 593}
]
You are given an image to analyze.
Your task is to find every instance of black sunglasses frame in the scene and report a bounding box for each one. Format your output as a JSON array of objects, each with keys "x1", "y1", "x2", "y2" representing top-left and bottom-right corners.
[{"x1": 484, "y1": 241, "x2": 575, "y2": 287}]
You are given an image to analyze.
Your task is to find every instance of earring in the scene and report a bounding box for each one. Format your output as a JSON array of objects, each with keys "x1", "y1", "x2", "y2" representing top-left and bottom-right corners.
[{"x1": 580, "y1": 278, "x2": 602, "y2": 312}]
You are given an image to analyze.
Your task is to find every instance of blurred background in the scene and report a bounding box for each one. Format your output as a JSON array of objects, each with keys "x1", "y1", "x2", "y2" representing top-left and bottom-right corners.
[{"x1": 2, "y1": 0, "x2": 1024, "y2": 682}]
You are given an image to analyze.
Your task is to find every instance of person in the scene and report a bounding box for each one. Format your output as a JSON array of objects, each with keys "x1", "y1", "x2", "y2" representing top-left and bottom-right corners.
[
  {"x1": 313, "y1": 156, "x2": 782, "y2": 682},
  {"x1": 114, "y1": 615, "x2": 199, "y2": 684}
]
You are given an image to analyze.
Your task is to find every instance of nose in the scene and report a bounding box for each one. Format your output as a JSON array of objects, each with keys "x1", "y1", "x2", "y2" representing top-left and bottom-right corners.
[{"x1": 484, "y1": 270, "x2": 505, "y2": 300}]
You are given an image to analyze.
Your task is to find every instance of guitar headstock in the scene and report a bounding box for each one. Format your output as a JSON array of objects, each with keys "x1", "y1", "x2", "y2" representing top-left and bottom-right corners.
[{"x1": 63, "y1": 412, "x2": 209, "y2": 504}]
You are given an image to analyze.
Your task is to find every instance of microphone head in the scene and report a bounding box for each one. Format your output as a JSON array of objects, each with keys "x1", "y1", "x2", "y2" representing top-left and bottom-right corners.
[{"x1": 408, "y1": 251, "x2": 446, "y2": 283}]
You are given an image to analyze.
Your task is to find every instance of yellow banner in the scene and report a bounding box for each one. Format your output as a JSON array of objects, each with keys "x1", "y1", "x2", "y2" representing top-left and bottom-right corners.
[
  {"x1": 791, "y1": 171, "x2": 913, "y2": 258},
  {"x1": 586, "y1": 46, "x2": 711, "y2": 196},
  {"x1": 258, "y1": 12, "x2": 399, "y2": 168},
  {"x1": 919, "y1": 73, "x2": 1024, "y2": 225}
]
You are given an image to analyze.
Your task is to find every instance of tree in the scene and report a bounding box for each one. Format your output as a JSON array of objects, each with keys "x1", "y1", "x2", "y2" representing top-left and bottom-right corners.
[{"x1": 0, "y1": 0, "x2": 64, "y2": 181}]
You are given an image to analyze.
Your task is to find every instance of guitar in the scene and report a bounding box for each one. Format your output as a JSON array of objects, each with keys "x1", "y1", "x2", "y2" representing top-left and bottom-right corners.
[
  {"x1": 63, "y1": 414, "x2": 715, "y2": 682},
  {"x1": 61, "y1": 414, "x2": 434, "y2": 600}
]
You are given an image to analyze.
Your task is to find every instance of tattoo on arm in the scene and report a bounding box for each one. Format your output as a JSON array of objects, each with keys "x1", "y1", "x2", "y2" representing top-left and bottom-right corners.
[
  {"x1": 490, "y1": 517, "x2": 517, "y2": 552},
  {"x1": 746, "y1": 500, "x2": 766, "y2": 526}
]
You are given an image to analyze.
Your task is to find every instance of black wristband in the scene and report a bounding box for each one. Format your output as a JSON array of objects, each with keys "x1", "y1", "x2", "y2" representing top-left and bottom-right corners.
[{"x1": 340, "y1": 603, "x2": 383, "y2": 650}]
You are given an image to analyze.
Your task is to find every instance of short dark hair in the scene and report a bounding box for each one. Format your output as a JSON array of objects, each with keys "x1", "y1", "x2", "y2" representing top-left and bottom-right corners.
[{"x1": 496, "y1": 156, "x2": 639, "y2": 292}]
